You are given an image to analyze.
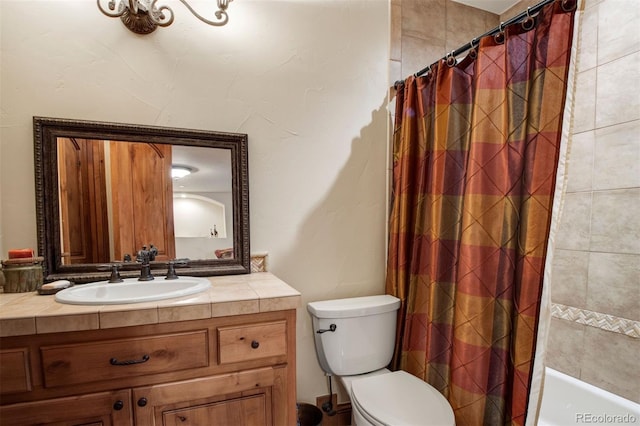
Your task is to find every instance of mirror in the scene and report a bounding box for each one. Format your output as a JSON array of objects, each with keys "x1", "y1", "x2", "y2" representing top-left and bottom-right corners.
[{"x1": 34, "y1": 117, "x2": 250, "y2": 283}]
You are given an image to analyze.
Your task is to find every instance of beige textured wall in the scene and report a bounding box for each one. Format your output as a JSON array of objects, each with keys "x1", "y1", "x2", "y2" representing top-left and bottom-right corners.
[
  {"x1": 543, "y1": 0, "x2": 640, "y2": 403},
  {"x1": 0, "y1": 0, "x2": 389, "y2": 404}
]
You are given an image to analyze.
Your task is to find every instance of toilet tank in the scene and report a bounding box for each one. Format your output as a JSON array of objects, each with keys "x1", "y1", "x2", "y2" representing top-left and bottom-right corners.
[{"x1": 307, "y1": 295, "x2": 400, "y2": 376}]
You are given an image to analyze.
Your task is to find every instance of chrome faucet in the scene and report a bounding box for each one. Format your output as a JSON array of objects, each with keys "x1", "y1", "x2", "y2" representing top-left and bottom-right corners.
[{"x1": 136, "y1": 245, "x2": 158, "y2": 281}]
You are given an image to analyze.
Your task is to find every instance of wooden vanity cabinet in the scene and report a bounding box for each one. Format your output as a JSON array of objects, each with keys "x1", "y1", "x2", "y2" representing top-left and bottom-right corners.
[{"x1": 0, "y1": 310, "x2": 296, "y2": 426}]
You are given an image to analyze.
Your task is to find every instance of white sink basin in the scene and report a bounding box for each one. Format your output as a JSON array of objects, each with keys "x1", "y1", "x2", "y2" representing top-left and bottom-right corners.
[{"x1": 55, "y1": 276, "x2": 211, "y2": 305}]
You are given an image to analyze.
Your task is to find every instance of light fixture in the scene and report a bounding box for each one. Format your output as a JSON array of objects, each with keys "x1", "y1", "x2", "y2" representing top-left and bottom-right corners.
[
  {"x1": 171, "y1": 165, "x2": 195, "y2": 179},
  {"x1": 97, "y1": 0, "x2": 234, "y2": 34}
]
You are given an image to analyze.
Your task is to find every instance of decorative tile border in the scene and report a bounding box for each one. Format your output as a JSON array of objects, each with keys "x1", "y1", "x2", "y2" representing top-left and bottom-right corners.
[
  {"x1": 551, "y1": 303, "x2": 640, "y2": 338},
  {"x1": 250, "y1": 252, "x2": 268, "y2": 273}
]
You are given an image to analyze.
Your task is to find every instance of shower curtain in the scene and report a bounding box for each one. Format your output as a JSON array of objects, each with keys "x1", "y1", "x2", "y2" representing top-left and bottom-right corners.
[{"x1": 386, "y1": 1, "x2": 577, "y2": 425}]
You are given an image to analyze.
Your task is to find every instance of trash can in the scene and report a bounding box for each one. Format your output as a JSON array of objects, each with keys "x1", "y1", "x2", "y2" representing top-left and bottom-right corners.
[{"x1": 297, "y1": 402, "x2": 323, "y2": 426}]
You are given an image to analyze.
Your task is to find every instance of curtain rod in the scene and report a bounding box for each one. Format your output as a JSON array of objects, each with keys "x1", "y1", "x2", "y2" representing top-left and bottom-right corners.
[{"x1": 396, "y1": 0, "x2": 558, "y2": 85}]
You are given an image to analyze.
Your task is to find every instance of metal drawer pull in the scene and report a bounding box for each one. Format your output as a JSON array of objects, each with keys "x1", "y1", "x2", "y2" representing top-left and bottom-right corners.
[
  {"x1": 251, "y1": 340, "x2": 260, "y2": 349},
  {"x1": 110, "y1": 354, "x2": 150, "y2": 366}
]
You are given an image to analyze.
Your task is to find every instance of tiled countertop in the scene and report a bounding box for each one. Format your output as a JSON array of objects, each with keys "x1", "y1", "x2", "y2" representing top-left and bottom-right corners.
[{"x1": 0, "y1": 272, "x2": 300, "y2": 337}]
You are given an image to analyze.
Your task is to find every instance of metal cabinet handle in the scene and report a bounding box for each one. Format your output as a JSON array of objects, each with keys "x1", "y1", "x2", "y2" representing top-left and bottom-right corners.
[
  {"x1": 251, "y1": 340, "x2": 260, "y2": 349},
  {"x1": 113, "y1": 400, "x2": 124, "y2": 411},
  {"x1": 138, "y1": 397, "x2": 148, "y2": 407},
  {"x1": 110, "y1": 354, "x2": 150, "y2": 366}
]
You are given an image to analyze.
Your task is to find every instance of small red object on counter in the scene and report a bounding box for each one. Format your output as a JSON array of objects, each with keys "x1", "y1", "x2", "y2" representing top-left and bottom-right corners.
[{"x1": 8, "y1": 248, "x2": 35, "y2": 259}]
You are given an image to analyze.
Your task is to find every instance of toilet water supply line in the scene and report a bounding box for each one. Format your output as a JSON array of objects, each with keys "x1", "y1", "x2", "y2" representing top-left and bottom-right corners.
[{"x1": 322, "y1": 375, "x2": 337, "y2": 416}]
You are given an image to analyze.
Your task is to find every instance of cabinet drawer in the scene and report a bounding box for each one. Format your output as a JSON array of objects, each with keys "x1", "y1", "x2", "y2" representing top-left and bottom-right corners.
[
  {"x1": 218, "y1": 321, "x2": 286, "y2": 364},
  {"x1": 0, "y1": 348, "x2": 31, "y2": 395},
  {"x1": 0, "y1": 389, "x2": 132, "y2": 426},
  {"x1": 41, "y1": 330, "x2": 209, "y2": 388}
]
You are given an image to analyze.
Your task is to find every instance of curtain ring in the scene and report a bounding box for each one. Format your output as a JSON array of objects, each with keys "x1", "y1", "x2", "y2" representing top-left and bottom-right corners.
[
  {"x1": 468, "y1": 38, "x2": 478, "y2": 59},
  {"x1": 521, "y1": 7, "x2": 535, "y2": 31},
  {"x1": 561, "y1": 0, "x2": 577, "y2": 12},
  {"x1": 446, "y1": 50, "x2": 457, "y2": 67},
  {"x1": 494, "y1": 22, "x2": 505, "y2": 44}
]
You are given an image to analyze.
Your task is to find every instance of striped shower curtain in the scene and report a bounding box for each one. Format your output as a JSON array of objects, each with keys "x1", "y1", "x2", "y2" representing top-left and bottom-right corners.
[{"x1": 385, "y1": 1, "x2": 577, "y2": 425}]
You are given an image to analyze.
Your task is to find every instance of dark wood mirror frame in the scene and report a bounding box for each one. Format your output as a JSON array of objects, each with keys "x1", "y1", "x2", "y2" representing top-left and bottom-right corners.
[{"x1": 34, "y1": 117, "x2": 250, "y2": 283}]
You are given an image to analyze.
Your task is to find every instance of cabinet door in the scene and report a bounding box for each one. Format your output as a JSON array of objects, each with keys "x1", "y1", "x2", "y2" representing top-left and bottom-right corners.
[
  {"x1": 0, "y1": 389, "x2": 132, "y2": 426},
  {"x1": 0, "y1": 348, "x2": 31, "y2": 395},
  {"x1": 133, "y1": 368, "x2": 275, "y2": 426},
  {"x1": 162, "y1": 394, "x2": 267, "y2": 426}
]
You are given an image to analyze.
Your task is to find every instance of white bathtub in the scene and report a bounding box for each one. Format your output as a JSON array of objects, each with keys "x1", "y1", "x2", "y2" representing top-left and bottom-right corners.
[{"x1": 539, "y1": 368, "x2": 640, "y2": 425}]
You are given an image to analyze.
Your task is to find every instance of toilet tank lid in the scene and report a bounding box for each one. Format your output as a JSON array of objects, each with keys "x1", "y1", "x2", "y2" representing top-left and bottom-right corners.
[{"x1": 307, "y1": 295, "x2": 400, "y2": 319}]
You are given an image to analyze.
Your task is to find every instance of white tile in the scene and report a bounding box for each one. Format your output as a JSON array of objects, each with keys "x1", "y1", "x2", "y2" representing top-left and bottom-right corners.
[
  {"x1": 36, "y1": 314, "x2": 99, "y2": 334},
  {"x1": 597, "y1": 0, "x2": 640, "y2": 65},
  {"x1": 596, "y1": 52, "x2": 640, "y2": 129},
  {"x1": 572, "y1": 68, "x2": 596, "y2": 133},
  {"x1": 566, "y1": 130, "x2": 594, "y2": 192},
  {"x1": 100, "y1": 308, "x2": 158, "y2": 329},
  {"x1": 402, "y1": 0, "x2": 444, "y2": 42},
  {"x1": 576, "y1": 4, "x2": 598, "y2": 72},
  {"x1": 401, "y1": 35, "x2": 444, "y2": 78},
  {"x1": 551, "y1": 249, "x2": 589, "y2": 308},
  {"x1": 546, "y1": 318, "x2": 586, "y2": 378},
  {"x1": 581, "y1": 327, "x2": 640, "y2": 403},
  {"x1": 556, "y1": 192, "x2": 592, "y2": 250},
  {"x1": 593, "y1": 120, "x2": 640, "y2": 190},
  {"x1": 587, "y1": 252, "x2": 640, "y2": 320},
  {"x1": 590, "y1": 188, "x2": 640, "y2": 254}
]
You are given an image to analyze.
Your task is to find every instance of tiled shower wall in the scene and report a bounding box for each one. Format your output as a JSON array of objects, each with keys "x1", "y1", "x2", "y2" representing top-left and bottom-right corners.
[
  {"x1": 389, "y1": 0, "x2": 498, "y2": 87},
  {"x1": 391, "y1": 0, "x2": 639, "y2": 404},
  {"x1": 540, "y1": 0, "x2": 640, "y2": 403}
]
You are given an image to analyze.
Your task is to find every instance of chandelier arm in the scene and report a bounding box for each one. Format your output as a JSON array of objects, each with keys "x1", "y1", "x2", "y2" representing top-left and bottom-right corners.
[
  {"x1": 97, "y1": 0, "x2": 127, "y2": 18},
  {"x1": 177, "y1": 0, "x2": 231, "y2": 27},
  {"x1": 98, "y1": 0, "x2": 232, "y2": 32},
  {"x1": 149, "y1": 0, "x2": 175, "y2": 27}
]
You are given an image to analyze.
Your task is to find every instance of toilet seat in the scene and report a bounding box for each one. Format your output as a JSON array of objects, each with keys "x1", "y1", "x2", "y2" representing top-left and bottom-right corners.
[{"x1": 350, "y1": 370, "x2": 455, "y2": 426}]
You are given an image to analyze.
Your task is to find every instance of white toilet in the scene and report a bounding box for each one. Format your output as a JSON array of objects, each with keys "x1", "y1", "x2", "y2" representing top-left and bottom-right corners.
[{"x1": 308, "y1": 295, "x2": 455, "y2": 426}]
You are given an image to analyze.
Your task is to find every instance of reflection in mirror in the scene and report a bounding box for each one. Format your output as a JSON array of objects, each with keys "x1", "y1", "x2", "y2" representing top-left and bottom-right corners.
[
  {"x1": 35, "y1": 117, "x2": 249, "y2": 283},
  {"x1": 172, "y1": 146, "x2": 234, "y2": 260},
  {"x1": 58, "y1": 142, "x2": 234, "y2": 264}
]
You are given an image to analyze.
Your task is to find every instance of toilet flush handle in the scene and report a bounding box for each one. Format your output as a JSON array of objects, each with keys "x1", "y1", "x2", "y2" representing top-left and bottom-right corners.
[{"x1": 316, "y1": 324, "x2": 337, "y2": 334}]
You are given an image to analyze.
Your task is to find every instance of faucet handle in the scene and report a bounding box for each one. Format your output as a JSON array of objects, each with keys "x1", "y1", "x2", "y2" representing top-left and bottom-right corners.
[
  {"x1": 165, "y1": 259, "x2": 189, "y2": 280},
  {"x1": 136, "y1": 244, "x2": 159, "y2": 264},
  {"x1": 148, "y1": 245, "x2": 158, "y2": 261},
  {"x1": 98, "y1": 263, "x2": 124, "y2": 283}
]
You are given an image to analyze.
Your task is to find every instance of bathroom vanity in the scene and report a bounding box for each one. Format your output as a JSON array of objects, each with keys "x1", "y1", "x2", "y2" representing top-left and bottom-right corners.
[{"x1": 0, "y1": 273, "x2": 299, "y2": 426}]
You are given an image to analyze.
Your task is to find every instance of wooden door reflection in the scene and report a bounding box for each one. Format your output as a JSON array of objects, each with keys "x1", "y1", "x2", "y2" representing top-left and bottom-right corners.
[{"x1": 58, "y1": 138, "x2": 176, "y2": 264}]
